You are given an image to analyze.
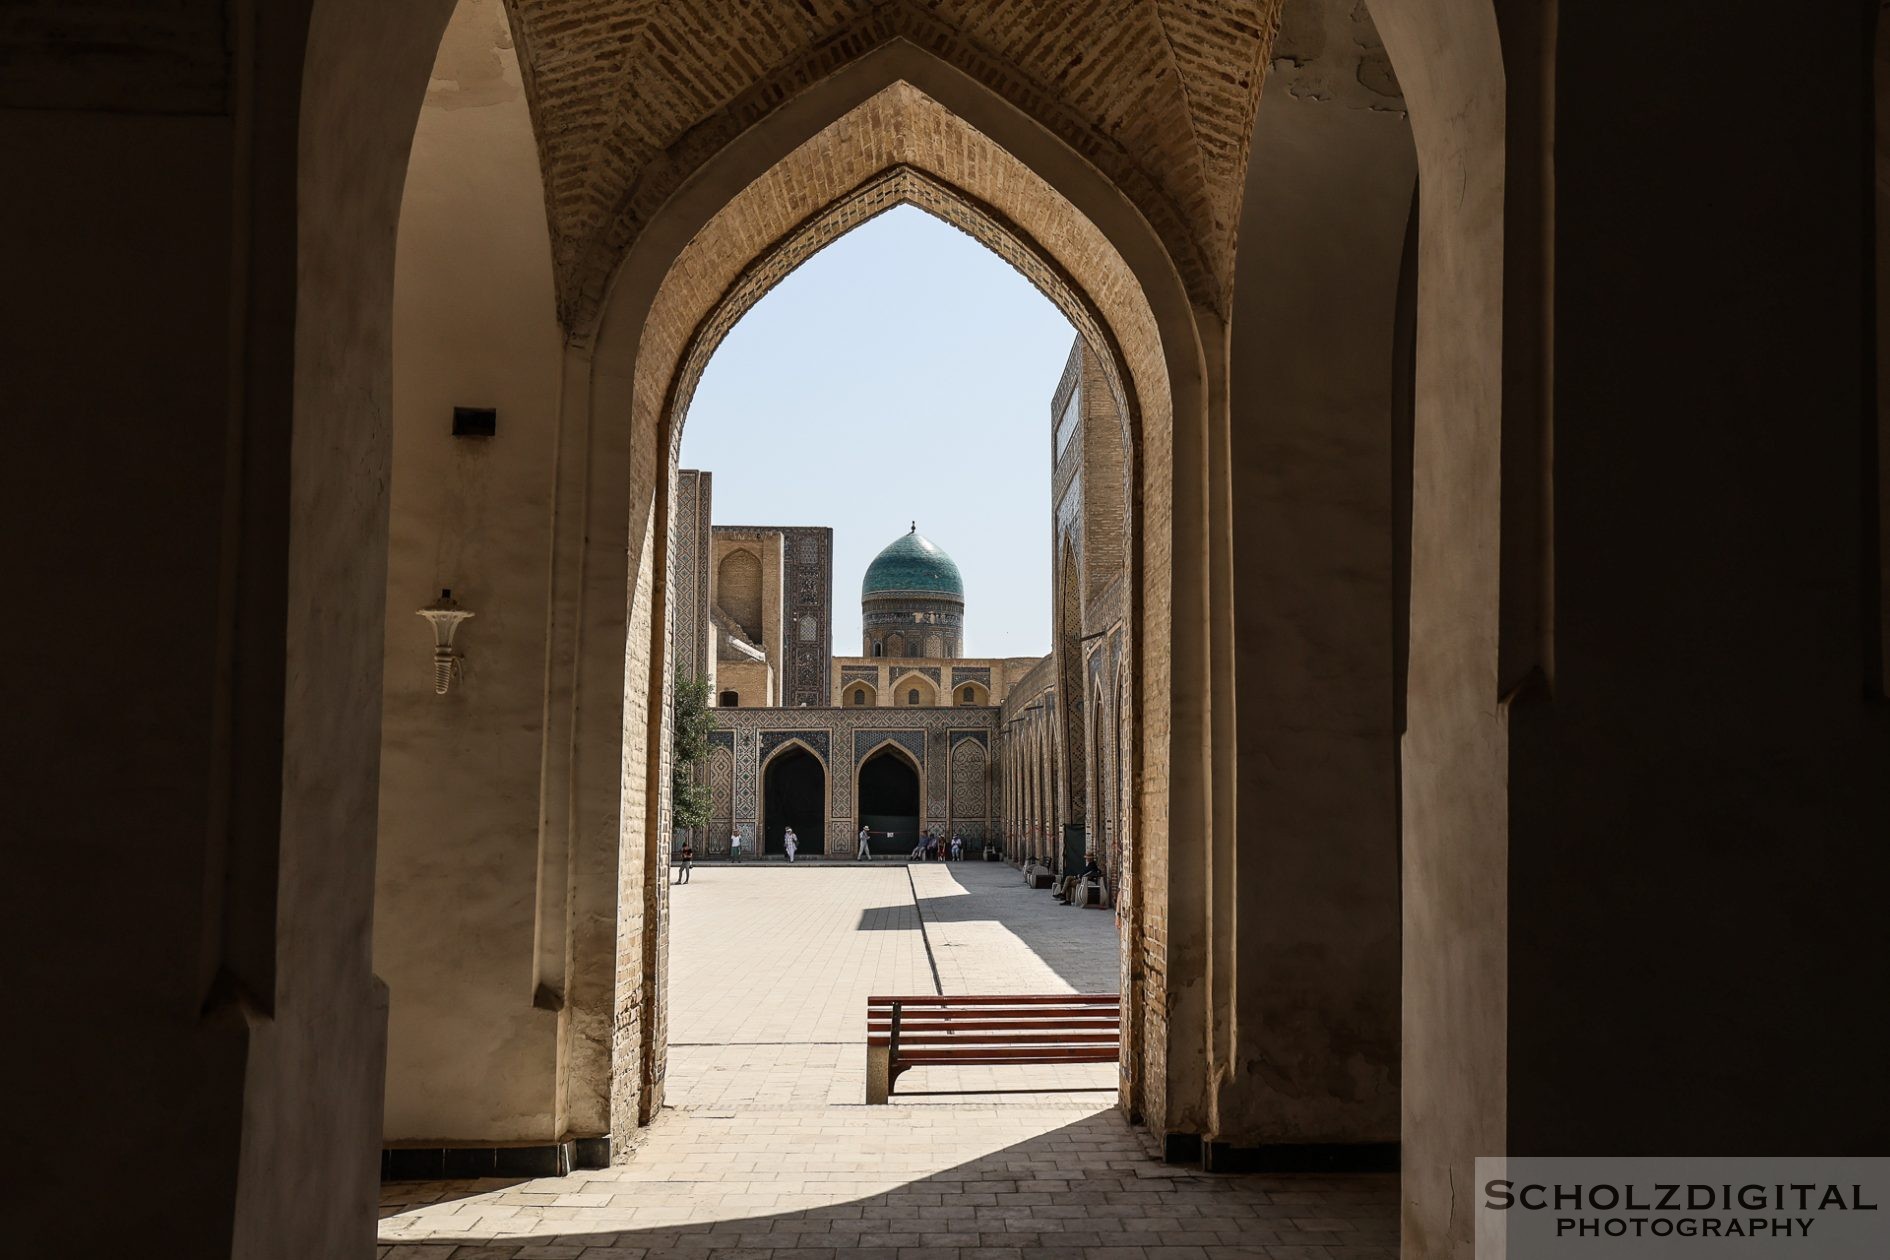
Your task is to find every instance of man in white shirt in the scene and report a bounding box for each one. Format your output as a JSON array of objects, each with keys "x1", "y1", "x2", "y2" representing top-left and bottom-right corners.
[
  {"x1": 784, "y1": 827, "x2": 798, "y2": 862},
  {"x1": 729, "y1": 831, "x2": 743, "y2": 862},
  {"x1": 857, "y1": 826, "x2": 873, "y2": 860}
]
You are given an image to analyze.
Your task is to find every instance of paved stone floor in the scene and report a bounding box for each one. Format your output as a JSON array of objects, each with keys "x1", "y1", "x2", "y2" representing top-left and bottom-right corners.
[
  {"x1": 379, "y1": 1102, "x2": 1400, "y2": 1258},
  {"x1": 380, "y1": 862, "x2": 1399, "y2": 1257},
  {"x1": 664, "y1": 860, "x2": 1121, "y2": 1108}
]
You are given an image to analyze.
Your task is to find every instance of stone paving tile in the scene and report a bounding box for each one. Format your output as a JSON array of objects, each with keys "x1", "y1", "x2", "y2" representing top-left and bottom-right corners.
[{"x1": 379, "y1": 1105, "x2": 1399, "y2": 1258}]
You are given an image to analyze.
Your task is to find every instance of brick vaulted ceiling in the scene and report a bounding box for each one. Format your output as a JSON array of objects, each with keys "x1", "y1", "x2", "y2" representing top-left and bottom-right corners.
[{"x1": 504, "y1": 0, "x2": 1283, "y2": 330}]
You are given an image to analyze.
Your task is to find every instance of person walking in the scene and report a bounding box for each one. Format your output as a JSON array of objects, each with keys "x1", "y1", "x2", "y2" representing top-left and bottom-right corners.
[
  {"x1": 784, "y1": 827, "x2": 798, "y2": 863},
  {"x1": 729, "y1": 830, "x2": 743, "y2": 863},
  {"x1": 673, "y1": 841, "x2": 694, "y2": 885},
  {"x1": 857, "y1": 825, "x2": 873, "y2": 860}
]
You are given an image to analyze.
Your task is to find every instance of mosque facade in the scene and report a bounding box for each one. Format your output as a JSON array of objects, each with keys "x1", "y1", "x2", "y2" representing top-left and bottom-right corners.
[{"x1": 672, "y1": 476, "x2": 1042, "y2": 857}]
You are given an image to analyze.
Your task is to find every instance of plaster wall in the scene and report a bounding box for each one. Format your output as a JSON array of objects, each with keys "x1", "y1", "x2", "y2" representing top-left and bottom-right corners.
[
  {"x1": 1503, "y1": 0, "x2": 1890, "y2": 1161},
  {"x1": 3, "y1": 102, "x2": 257, "y2": 1254},
  {"x1": 376, "y1": 0, "x2": 566, "y2": 1143},
  {"x1": 1220, "y1": 0, "x2": 1411, "y2": 1150}
]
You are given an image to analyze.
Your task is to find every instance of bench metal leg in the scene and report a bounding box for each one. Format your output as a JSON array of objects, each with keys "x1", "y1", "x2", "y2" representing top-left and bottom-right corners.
[{"x1": 866, "y1": 1043, "x2": 890, "y2": 1104}]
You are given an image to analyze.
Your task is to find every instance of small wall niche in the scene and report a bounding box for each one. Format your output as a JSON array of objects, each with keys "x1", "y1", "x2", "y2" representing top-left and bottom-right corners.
[{"x1": 452, "y1": 406, "x2": 497, "y2": 437}]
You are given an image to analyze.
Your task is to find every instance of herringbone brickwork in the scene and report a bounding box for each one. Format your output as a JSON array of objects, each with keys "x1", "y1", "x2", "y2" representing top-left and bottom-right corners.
[{"x1": 507, "y1": 0, "x2": 1282, "y2": 328}]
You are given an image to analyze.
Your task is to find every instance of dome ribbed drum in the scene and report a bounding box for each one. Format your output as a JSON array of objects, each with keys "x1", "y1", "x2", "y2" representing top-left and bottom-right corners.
[{"x1": 862, "y1": 525, "x2": 964, "y2": 658}]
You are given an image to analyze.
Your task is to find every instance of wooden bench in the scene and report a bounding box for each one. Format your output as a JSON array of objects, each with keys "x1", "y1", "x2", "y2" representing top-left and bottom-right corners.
[{"x1": 865, "y1": 994, "x2": 1120, "y2": 1103}]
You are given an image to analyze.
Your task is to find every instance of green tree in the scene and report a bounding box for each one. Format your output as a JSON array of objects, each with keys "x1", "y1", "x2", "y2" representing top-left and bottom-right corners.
[{"x1": 670, "y1": 672, "x2": 715, "y2": 831}]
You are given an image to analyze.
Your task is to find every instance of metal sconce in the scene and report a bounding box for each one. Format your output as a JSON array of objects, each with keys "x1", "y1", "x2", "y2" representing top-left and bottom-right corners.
[{"x1": 417, "y1": 588, "x2": 474, "y2": 695}]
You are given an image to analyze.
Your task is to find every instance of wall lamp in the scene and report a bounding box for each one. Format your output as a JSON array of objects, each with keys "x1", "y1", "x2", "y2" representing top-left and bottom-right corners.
[{"x1": 417, "y1": 588, "x2": 474, "y2": 695}]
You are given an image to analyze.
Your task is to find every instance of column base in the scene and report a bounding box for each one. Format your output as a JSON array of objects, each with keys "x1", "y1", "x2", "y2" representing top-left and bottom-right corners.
[{"x1": 381, "y1": 1136, "x2": 611, "y2": 1181}]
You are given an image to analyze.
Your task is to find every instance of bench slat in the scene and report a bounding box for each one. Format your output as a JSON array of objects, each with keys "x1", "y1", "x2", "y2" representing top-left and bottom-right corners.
[
  {"x1": 892, "y1": 1050, "x2": 1111, "y2": 1057},
  {"x1": 873, "y1": 1020, "x2": 1118, "y2": 1027},
  {"x1": 868, "y1": 993, "x2": 1118, "y2": 1006},
  {"x1": 873, "y1": 1042, "x2": 1118, "y2": 1050},
  {"x1": 868, "y1": 1010, "x2": 1119, "y2": 1020}
]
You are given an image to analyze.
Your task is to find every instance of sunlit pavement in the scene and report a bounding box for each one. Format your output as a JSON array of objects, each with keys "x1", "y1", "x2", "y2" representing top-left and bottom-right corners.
[
  {"x1": 379, "y1": 863, "x2": 1398, "y2": 1257},
  {"x1": 665, "y1": 859, "x2": 1121, "y2": 1108}
]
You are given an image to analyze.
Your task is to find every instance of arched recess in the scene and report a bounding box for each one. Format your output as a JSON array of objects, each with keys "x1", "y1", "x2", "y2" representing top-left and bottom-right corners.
[
  {"x1": 891, "y1": 672, "x2": 939, "y2": 707},
  {"x1": 954, "y1": 681, "x2": 990, "y2": 705},
  {"x1": 1056, "y1": 539, "x2": 1087, "y2": 825},
  {"x1": 707, "y1": 745, "x2": 734, "y2": 855},
  {"x1": 948, "y1": 737, "x2": 990, "y2": 835},
  {"x1": 857, "y1": 741, "x2": 924, "y2": 854},
  {"x1": 847, "y1": 682, "x2": 877, "y2": 707},
  {"x1": 760, "y1": 740, "x2": 827, "y2": 856},
  {"x1": 716, "y1": 549, "x2": 764, "y2": 641},
  {"x1": 884, "y1": 632, "x2": 908, "y2": 658}
]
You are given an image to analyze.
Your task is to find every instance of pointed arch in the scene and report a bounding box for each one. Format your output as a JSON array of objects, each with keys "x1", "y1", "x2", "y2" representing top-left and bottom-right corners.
[
  {"x1": 707, "y1": 744, "x2": 734, "y2": 854},
  {"x1": 855, "y1": 736, "x2": 923, "y2": 780},
  {"x1": 581, "y1": 43, "x2": 1217, "y2": 1138},
  {"x1": 856, "y1": 738, "x2": 924, "y2": 853},
  {"x1": 759, "y1": 735, "x2": 828, "y2": 779},
  {"x1": 760, "y1": 737, "x2": 828, "y2": 857}
]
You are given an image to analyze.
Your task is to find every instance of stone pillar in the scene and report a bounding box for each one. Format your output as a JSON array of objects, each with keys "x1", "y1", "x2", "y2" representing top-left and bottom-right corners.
[{"x1": 1213, "y1": 0, "x2": 1412, "y2": 1162}]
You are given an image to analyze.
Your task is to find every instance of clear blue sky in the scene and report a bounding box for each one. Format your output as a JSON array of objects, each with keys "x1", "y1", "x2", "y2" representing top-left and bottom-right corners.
[{"x1": 679, "y1": 205, "x2": 1075, "y2": 658}]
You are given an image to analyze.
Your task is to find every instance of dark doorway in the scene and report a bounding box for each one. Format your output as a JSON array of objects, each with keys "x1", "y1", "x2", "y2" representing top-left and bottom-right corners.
[
  {"x1": 859, "y1": 747, "x2": 920, "y2": 855},
  {"x1": 763, "y1": 745, "x2": 825, "y2": 855}
]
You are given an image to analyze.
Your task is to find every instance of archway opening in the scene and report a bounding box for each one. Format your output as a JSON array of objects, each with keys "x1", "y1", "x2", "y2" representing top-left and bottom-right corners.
[
  {"x1": 858, "y1": 746, "x2": 921, "y2": 854},
  {"x1": 275, "y1": 0, "x2": 1519, "y2": 1239},
  {"x1": 763, "y1": 745, "x2": 826, "y2": 856}
]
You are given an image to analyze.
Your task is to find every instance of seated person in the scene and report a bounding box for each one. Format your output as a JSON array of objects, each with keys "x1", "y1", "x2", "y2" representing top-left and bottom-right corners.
[{"x1": 1054, "y1": 852, "x2": 1104, "y2": 904}]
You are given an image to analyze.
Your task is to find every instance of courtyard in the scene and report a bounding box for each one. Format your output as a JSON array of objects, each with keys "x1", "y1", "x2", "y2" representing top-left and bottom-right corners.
[{"x1": 378, "y1": 863, "x2": 1400, "y2": 1257}]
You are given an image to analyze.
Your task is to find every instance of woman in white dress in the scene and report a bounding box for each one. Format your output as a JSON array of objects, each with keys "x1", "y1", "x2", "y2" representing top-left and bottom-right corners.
[{"x1": 783, "y1": 827, "x2": 798, "y2": 863}]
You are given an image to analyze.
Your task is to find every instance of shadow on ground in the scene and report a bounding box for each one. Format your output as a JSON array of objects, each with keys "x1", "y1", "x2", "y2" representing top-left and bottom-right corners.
[{"x1": 380, "y1": 1110, "x2": 1398, "y2": 1258}]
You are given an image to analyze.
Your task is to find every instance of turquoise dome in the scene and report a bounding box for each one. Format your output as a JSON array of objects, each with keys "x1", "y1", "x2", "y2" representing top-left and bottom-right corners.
[{"x1": 862, "y1": 526, "x2": 964, "y2": 600}]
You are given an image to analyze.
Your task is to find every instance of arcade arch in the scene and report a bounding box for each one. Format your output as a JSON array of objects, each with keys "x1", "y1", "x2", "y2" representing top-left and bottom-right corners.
[
  {"x1": 278, "y1": 0, "x2": 1511, "y2": 1249},
  {"x1": 761, "y1": 741, "x2": 827, "y2": 856},
  {"x1": 857, "y1": 742, "x2": 923, "y2": 854}
]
